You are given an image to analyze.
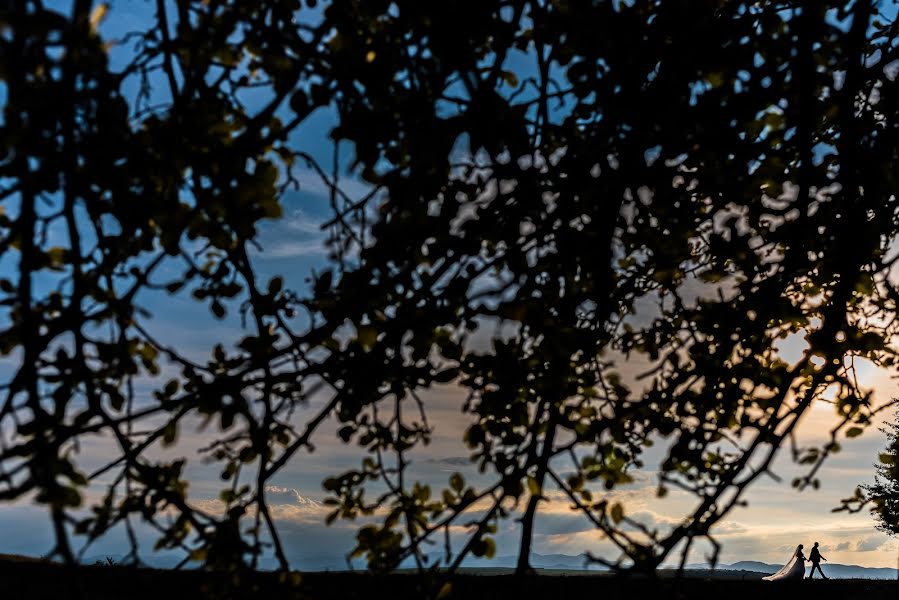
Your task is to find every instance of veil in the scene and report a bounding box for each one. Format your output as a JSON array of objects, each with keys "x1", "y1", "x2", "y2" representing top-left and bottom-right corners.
[{"x1": 762, "y1": 545, "x2": 801, "y2": 581}]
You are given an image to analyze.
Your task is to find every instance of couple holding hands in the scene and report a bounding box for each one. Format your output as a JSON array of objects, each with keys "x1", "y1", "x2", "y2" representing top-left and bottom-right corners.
[{"x1": 762, "y1": 542, "x2": 829, "y2": 581}]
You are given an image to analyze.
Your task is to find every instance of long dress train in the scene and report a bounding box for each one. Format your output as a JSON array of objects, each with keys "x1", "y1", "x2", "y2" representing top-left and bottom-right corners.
[{"x1": 762, "y1": 545, "x2": 806, "y2": 581}]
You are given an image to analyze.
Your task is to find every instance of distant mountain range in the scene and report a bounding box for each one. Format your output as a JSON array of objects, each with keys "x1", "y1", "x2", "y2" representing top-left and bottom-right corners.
[
  {"x1": 692, "y1": 560, "x2": 898, "y2": 580},
  {"x1": 409, "y1": 553, "x2": 898, "y2": 580},
  {"x1": 37, "y1": 552, "x2": 899, "y2": 579}
]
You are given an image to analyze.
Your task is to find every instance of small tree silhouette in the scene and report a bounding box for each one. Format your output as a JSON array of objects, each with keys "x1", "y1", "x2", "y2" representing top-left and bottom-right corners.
[{"x1": 92, "y1": 557, "x2": 119, "y2": 568}]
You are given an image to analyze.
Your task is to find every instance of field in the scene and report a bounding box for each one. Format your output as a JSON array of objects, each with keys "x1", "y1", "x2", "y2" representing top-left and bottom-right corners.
[{"x1": 1, "y1": 557, "x2": 897, "y2": 600}]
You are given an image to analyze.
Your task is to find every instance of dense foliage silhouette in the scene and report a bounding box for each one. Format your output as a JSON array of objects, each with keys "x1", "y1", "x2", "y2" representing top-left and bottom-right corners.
[{"x1": 2, "y1": 0, "x2": 899, "y2": 583}]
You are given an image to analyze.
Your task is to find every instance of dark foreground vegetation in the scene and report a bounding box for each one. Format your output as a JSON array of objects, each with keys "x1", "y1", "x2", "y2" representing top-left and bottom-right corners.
[{"x1": 1, "y1": 557, "x2": 896, "y2": 600}]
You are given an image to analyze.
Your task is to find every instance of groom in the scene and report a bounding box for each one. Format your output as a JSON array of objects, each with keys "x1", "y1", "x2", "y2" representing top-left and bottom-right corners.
[{"x1": 807, "y1": 542, "x2": 828, "y2": 579}]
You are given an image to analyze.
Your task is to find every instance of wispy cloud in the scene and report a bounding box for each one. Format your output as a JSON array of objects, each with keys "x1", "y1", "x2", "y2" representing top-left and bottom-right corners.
[
  {"x1": 253, "y1": 208, "x2": 329, "y2": 258},
  {"x1": 290, "y1": 167, "x2": 375, "y2": 203},
  {"x1": 284, "y1": 209, "x2": 326, "y2": 235},
  {"x1": 422, "y1": 456, "x2": 473, "y2": 466},
  {"x1": 257, "y1": 239, "x2": 328, "y2": 258}
]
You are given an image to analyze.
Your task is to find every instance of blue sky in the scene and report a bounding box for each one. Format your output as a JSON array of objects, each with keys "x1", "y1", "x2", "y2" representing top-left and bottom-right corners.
[{"x1": 1, "y1": 0, "x2": 898, "y2": 571}]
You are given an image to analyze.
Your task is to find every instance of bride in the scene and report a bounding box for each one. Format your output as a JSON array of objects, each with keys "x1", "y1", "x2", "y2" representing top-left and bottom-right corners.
[{"x1": 763, "y1": 544, "x2": 807, "y2": 581}]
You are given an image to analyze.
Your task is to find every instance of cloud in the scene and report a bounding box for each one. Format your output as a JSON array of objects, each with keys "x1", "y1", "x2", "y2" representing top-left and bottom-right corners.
[
  {"x1": 262, "y1": 486, "x2": 326, "y2": 518},
  {"x1": 284, "y1": 209, "x2": 325, "y2": 235},
  {"x1": 422, "y1": 456, "x2": 473, "y2": 466},
  {"x1": 713, "y1": 520, "x2": 748, "y2": 535},
  {"x1": 856, "y1": 536, "x2": 887, "y2": 552},
  {"x1": 255, "y1": 239, "x2": 328, "y2": 258},
  {"x1": 190, "y1": 486, "x2": 329, "y2": 524},
  {"x1": 290, "y1": 167, "x2": 375, "y2": 203},
  {"x1": 264, "y1": 486, "x2": 323, "y2": 509},
  {"x1": 835, "y1": 541, "x2": 852, "y2": 551},
  {"x1": 534, "y1": 513, "x2": 596, "y2": 537},
  {"x1": 251, "y1": 207, "x2": 330, "y2": 258},
  {"x1": 627, "y1": 510, "x2": 682, "y2": 532}
]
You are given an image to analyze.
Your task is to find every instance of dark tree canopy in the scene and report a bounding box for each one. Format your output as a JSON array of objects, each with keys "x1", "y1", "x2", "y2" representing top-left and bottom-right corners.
[{"x1": 2, "y1": 0, "x2": 899, "y2": 583}]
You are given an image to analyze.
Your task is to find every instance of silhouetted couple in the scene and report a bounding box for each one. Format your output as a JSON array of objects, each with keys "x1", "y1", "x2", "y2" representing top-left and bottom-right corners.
[{"x1": 762, "y1": 542, "x2": 828, "y2": 581}]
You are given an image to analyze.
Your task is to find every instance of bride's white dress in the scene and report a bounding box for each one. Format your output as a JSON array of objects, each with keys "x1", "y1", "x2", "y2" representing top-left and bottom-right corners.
[{"x1": 763, "y1": 545, "x2": 806, "y2": 581}]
